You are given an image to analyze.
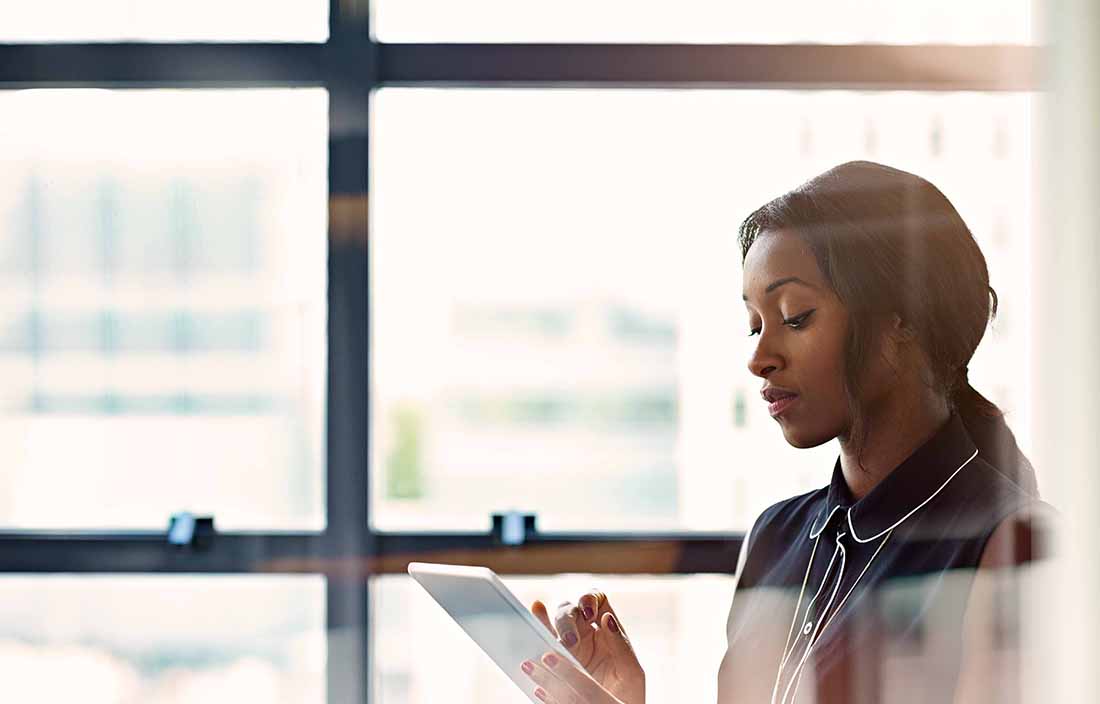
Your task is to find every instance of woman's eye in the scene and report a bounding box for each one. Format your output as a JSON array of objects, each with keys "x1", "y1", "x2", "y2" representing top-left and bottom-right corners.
[
  {"x1": 747, "y1": 309, "x2": 814, "y2": 336},
  {"x1": 783, "y1": 309, "x2": 816, "y2": 329}
]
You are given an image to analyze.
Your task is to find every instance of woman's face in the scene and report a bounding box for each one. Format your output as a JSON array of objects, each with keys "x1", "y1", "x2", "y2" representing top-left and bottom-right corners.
[{"x1": 742, "y1": 230, "x2": 852, "y2": 448}]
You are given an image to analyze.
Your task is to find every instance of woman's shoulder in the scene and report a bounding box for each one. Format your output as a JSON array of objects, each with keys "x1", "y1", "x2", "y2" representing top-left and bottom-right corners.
[
  {"x1": 964, "y1": 452, "x2": 1058, "y2": 568},
  {"x1": 744, "y1": 485, "x2": 830, "y2": 556},
  {"x1": 945, "y1": 452, "x2": 1051, "y2": 534},
  {"x1": 730, "y1": 486, "x2": 829, "y2": 589}
]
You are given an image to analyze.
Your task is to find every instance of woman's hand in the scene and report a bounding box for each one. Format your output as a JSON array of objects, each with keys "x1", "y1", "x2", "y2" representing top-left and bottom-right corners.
[{"x1": 525, "y1": 591, "x2": 645, "y2": 704}]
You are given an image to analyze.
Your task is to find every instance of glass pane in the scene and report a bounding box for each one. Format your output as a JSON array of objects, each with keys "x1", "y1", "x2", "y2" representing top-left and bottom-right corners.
[
  {"x1": 372, "y1": 573, "x2": 733, "y2": 703},
  {"x1": 0, "y1": 1, "x2": 327, "y2": 42},
  {"x1": 0, "y1": 89, "x2": 329, "y2": 530},
  {"x1": 374, "y1": 0, "x2": 1034, "y2": 44},
  {"x1": 370, "y1": 89, "x2": 1034, "y2": 532},
  {"x1": 0, "y1": 575, "x2": 325, "y2": 702}
]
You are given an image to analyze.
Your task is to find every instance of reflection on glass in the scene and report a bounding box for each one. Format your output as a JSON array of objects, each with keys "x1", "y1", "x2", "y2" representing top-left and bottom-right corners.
[
  {"x1": 374, "y1": 0, "x2": 1033, "y2": 44},
  {"x1": 379, "y1": 565, "x2": 1040, "y2": 703},
  {"x1": 372, "y1": 573, "x2": 734, "y2": 704},
  {"x1": 0, "y1": 1, "x2": 328, "y2": 42},
  {"x1": 0, "y1": 576, "x2": 325, "y2": 703},
  {"x1": 0, "y1": 89, "x2": 329, "y2": 530},
  {"x1": 370, "y1": 89, "x2": 1033, "y2": 532}
]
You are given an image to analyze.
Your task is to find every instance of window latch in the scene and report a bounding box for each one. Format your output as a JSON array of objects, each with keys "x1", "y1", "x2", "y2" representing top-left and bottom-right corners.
[
  {"x1": 491, "y1": 511, "x2": 537, "y2": 546},
  {"x1": 167, "y1": 512, "x2": 216, "y2": 550}
]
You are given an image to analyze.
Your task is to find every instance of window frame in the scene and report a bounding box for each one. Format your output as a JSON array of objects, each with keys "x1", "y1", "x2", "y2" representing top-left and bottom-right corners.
[{"x1": 0, "y1": 1, "x2": 1039, "y2": 701}]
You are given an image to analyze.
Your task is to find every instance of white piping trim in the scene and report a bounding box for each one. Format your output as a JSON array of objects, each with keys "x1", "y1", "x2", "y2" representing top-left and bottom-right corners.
[
  {"x1": 785, "y1": 541, "x2": 844, "y2": 704},
  {"x1": 818, "y1": 528, "x2": 893, "y2": 636},
  {"x1": 847, "y1": 448, "x2": 979, "y2": 543},
  {"x1": 779, "y1": 532, "x2": 847, "y2": 704},
  {"x1": 808, "y1": 504, "x2": 843, "y2": 539},
  {"x1": 809, "y1": 447, "x2": 979, "y2": 543},
  {"x1": 780, "y1": 539, "x2": 842, "y2": 669},
  {"x1": 785, "y1": 528, "x2": 893, "y2": 703},
  {"x1": 770, "y1": 531, "x2": 820, "y2": 704}
]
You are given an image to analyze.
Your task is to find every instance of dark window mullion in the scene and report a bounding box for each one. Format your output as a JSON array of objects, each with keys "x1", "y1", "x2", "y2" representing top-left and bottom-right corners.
[
  {"x1": 0, "y1": 43, "x2": 1039, "y2": 90},
  {"x1": 375, "y1": 533, "x2": 746, "y2": 576},
  {"x1": 0, "y1": 43, "x2": 328, "y2": 85},
  {"x1": 0, "y1": 532, "x2": 325, "y2": 572},
  {"x1": 327, "y1": 2, "x2": 374, "y2": 703},
  {"x1": 377, "y1": 42, "x2": 1039, "y2": 90}
]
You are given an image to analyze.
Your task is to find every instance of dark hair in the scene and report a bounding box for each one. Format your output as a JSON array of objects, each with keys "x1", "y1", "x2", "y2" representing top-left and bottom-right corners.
[{"x1": 738, "y1": 160, "x2": 1038, "y2": 496}]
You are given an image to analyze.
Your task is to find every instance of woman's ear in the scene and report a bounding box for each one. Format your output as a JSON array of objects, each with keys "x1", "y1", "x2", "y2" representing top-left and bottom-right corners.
[
  {"x1": 876, "y1": 314, "x2": 915, "y2": 376},
  {"x1": 891, "y1": 313, "x2": 918, "y2": 343}
]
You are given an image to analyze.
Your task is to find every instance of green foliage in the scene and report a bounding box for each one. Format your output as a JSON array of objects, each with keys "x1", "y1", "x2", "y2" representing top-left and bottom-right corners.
[{"x1": 385, "y1": 404, "x2": 424, "y2": 499}]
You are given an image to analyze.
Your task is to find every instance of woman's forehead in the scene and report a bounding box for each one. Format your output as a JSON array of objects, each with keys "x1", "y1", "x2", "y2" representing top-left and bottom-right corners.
[{"x1": 742, "y1": 231, "x2": 827, "y2": 297}]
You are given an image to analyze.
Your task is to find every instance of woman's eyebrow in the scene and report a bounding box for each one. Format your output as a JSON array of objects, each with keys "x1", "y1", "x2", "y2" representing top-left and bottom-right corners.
[{"x1": 742, "y1": 276, "x2": 818, "y2": 301}]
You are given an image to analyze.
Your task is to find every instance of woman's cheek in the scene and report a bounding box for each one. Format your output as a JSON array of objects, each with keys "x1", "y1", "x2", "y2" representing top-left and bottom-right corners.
[{"x1": 806, "y1": 329, "x2": 850, "y2": 413}]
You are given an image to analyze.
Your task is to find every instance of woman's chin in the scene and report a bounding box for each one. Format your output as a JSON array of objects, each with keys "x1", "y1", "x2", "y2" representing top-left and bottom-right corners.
[{"x1": 778, "y1": 420, "x2": 833, "y2": 449}]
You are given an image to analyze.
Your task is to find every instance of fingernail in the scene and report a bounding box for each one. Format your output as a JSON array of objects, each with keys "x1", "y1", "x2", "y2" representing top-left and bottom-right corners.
[
  {"x1": 582, "y1": 606, "x2": 594, "y2": 620},
  {"x1": 608, "y1": 614, "x2": 620, "y2": 634},
  {"x1": 534, "y1": 688, "x2": 547, "y2": 702},
  {"x1": 563, "y1": 631, "x2": 578, "y2": 648},
  {"x1": 543, "y1": 653, "x2": 559, "y2": 668},
  {"x1": 521, "y1": 660, "x2": 534, "y2": 675}
]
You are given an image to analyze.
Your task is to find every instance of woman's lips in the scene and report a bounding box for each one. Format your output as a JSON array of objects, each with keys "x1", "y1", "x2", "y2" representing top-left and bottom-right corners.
[{"x1": 768, "y1": 394, "x2": 799, "y2": 417}]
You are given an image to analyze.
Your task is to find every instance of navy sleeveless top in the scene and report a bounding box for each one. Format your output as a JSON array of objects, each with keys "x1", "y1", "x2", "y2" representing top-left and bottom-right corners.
[{"x1": 717, "y1": 412, "x2": 1047, "y2": 704}]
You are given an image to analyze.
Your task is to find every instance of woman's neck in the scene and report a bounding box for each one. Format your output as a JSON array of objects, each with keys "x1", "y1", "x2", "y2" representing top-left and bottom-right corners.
[{"x1": 837, "y1": 393, "x2": 951, "y2": 501}]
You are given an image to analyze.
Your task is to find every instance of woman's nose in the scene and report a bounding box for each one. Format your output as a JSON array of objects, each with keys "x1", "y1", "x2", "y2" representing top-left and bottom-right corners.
[{"x1": 747, "y1": 335, "x2": 782, "y2": 379}]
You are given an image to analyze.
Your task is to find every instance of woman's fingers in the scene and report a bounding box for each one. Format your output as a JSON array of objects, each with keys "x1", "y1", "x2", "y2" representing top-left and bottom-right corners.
[
  {"x1": 542, "y1": 591, "x2": 634, "y2": 669},
  {"x1": 522, "y1": 653, "x2": 620, "y2": 704},
  {"x1": 539, "y1": 651, "x2": 608, "y2": 701},
  {"x1": 554, "y1": 601, "x2": 586, "y2": 650},
  {"x1": 531, "y1": 600, "x2": 558, "y2": 638},
  {"x1": 523, "y1": 657, "x2": 573, "y2": 703},
  {"x1": 578, "y1": 590, "x2": 627, "y2": 638}
]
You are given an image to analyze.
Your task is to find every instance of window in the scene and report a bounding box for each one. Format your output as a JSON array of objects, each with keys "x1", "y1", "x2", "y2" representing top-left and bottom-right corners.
[{"x1": 0, "y1": 88, "x2": 328, "y2": 530}]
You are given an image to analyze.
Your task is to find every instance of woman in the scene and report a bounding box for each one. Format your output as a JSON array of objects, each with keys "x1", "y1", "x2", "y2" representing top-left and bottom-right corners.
[{"x1": 520, "y1": 161, "x2": 1053, "y2": 703}]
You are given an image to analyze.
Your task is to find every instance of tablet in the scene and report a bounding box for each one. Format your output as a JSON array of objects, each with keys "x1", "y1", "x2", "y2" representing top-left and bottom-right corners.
[{"x1": 407, "y1": 562, "x2": 587, "y2": 702}]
